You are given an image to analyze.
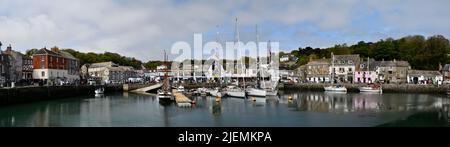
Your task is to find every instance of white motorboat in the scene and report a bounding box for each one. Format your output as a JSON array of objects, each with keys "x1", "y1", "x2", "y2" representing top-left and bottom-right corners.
[
  {"x1": 177, "y1": 85, "x2": 185, "y2": 92},
  {"x1": 208, "y1": 87, "x2": 224, "y2": 97},
  {"x1": 95, "y1": 88, "x2": 104, "y2": 94},
  {"x1": 324, "y1": 85, "x2": 347, "y2": 92},
  {"x1": 246, "y1": 87, "x2": 266, "y2": 97},
  {"x1": 359, "y1": 84, "x2": 382, "y2": 93}
]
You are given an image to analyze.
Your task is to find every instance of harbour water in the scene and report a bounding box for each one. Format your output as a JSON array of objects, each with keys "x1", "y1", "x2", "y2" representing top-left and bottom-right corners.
[{"x1": 0, "y1": 91, "x2": 449, "y2": 127}]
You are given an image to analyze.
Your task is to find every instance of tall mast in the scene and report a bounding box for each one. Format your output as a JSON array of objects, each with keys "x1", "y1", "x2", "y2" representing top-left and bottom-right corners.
[
  {"x1": 331, "y1": 52, "x2": 334, "y2": 84},
  {"x1": 256, "y1": 24, "x2": 265, "y2": 88},
  {"x1": 235, "y1": 17, "x2": 245, "y2": 89}
]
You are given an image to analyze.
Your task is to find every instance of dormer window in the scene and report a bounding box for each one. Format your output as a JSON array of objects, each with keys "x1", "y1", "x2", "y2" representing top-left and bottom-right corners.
[{"x1": 349, "y1": 60, "x2": 353, "y2": 64}]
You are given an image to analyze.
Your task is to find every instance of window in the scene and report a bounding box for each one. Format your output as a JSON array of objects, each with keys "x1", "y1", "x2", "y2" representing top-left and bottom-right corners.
[
  {"x1": 41, "y1": 71, "x2": 45, "y2": 77},
  {"x1": 348, "y1": 68, "x2": 352, "y2": 72},
  {"x1": 56, "y1": 58, "x2": 59, "y2": 63},
  {"x1": 349, "y1": 60, "x2": 353, "y2": 64}
]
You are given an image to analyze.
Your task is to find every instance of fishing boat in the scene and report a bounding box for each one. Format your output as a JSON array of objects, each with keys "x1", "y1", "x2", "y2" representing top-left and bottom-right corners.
[
  {"x1": 324, "y1": 52, "x2": 347, "y2": 92},
  {"x1": 359, "y1": 84, "x2": 382, "y2": 93}
]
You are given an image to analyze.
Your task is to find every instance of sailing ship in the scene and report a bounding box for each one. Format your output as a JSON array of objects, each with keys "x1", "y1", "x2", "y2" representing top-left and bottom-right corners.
[
  {"x1": 157, "y1": 50, "x2": 174, "y2": 101},
  {"x1": 324, "y1": 52, "x2": 348, "y2": 92}
]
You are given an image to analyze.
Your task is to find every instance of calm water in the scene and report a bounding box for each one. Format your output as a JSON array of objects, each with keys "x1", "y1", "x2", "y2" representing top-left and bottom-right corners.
[{"x1": 0, "y1": 91, "x2": 449, "y2": 127}]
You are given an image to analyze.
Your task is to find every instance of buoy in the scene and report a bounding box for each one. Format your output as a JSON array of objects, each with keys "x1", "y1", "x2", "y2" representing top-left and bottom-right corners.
[
  {"x1": 191, "y1": 100, "x2": 196, "y2": 104},
  {"x1": 288, "y1": 96, "x2": 293, "y2": 100},
  {"x1": 252, "y1": 97, "x2": 256, "y2": 101},
  {"x1": 215, "y1": 97, "x2": 221, "y2": 102}
]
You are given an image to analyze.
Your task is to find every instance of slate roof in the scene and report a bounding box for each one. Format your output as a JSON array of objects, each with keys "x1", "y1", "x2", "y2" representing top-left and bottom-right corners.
[{"x1": 408, "y1": 70, "x2": 442, "y2": 77}]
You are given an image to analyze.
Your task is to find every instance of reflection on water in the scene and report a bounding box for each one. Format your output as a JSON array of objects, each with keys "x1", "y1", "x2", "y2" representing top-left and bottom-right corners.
[
  {"x1": 280, "y1": 92, "x2": 450, "y2": 114},
  {"x1": 0, "y1": 91, "x2": 449, "y2": 127}
]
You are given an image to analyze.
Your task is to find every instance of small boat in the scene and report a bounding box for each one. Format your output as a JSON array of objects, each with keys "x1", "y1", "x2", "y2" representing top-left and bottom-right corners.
[
  {"x1": 208, "y1": 87, "x2": 224, "y2": 97},
  {"x1": 95, "y1": 88, "x2": 104, "y2": 94},
  {"x1": 177, "y1": 85, "x2": 185, "y2": 92},
  {"x1": 324, "y1": 85, "x2": 347, "y2": 92},
  {"x1": 359, "y1": 84, "x2": 382, "y2": 93}
]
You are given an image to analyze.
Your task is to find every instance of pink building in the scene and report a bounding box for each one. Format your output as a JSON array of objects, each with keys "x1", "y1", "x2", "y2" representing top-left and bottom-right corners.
[
  {"x1": 354, "y1": 71, "x2": 377, "y2": 84},
  {"x1": 354, "y1": 59, "x2": 378, "y2": 84}
]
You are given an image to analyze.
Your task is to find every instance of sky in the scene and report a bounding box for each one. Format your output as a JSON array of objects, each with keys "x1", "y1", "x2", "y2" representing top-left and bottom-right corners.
[{"x1": 0, "y1": 0, "x2": 449, "y2": 61}]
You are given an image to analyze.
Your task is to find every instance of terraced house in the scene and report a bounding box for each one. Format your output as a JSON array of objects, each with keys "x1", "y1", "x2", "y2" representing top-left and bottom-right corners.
[
  {"x1": 330, "y1": 54, "x2": 360, "y2": 83},
  {"x1": 0, "y1": 43, "x2": 11, "y2": 87},
  {"x1": 3, "y1": 45, "x2": 34, "y2": 84},
  {"x1": 375, "y1": 59, "x2": 410, "y2": 84},
  {"x1": 32, "y1": 47, "x2": 80, "y2": 85},
  {"x1": 306, "y1": 58, "x2": 330, "y2": 83}
]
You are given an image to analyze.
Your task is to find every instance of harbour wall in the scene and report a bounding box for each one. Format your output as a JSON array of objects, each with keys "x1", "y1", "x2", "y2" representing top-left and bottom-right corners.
[
  {"x1": 0, "y1": 85, "x2": 124, "y2": 106},
  {"x1": 281, "y1": 83, "x2": 447, "y2": 94}
]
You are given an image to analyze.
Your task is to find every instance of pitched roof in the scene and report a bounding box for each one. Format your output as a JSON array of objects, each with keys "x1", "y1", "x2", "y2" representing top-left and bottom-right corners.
[
  {"x1": 307, "y1": 59, "x2": 330, "y2": 66},
  {"x1": 408, "y1": 70, "x2": 442, "y2": 77},
  {"x1": 443, "y1": 64, "x2": 450, "y2": 71},
  {"x1": 58, "y1": 50, "x2": 78, "y2": 60},
  {"x1": 333, "y1": 54, "x2": 360, "y2": 65},
  {"x1": 34, "y1": 48, "x2": 60, "y2": 56},
  {"x1": 377, "y1": 60, "x2": 410, "y2": 67}
]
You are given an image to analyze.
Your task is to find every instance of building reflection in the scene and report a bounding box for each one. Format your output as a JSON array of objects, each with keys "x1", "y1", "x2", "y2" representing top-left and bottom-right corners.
[{"x1": 296, "y1": 93, "x2": 450, "y2": 113}]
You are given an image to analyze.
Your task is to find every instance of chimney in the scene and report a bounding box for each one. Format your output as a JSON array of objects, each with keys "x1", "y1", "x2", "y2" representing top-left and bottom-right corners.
[
  {"x1": 51, "y1": 46, "x2": 59, "y2": 53},
  {"x1": 6, "y1": 44, "x2": 12, "y2": 53}
]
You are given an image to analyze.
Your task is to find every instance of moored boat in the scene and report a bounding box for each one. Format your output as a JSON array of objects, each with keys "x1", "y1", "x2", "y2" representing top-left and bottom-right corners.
[
  {"x1": 95, "y1": 88, "x2": 104, "y2": 94},
  {"x1": 226, "y1": 86, "x2": 246, "y2": 98},
  {"x1": 324, "y1": 85, "x2": 347, "y2": 92},
  {"x1": 359, "y1": 84, "x2": 382, "y2": 93}
]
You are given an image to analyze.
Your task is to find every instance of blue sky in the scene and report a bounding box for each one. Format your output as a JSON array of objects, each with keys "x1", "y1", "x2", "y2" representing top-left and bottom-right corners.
[{"x1": 0, "y1": 0, "x2": 449, "y2": 61}]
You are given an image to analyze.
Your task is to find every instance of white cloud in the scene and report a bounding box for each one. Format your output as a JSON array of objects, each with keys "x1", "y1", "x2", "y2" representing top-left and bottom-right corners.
[{"x1": 0, "y1": 0, "x2": 449, "y2": 61}]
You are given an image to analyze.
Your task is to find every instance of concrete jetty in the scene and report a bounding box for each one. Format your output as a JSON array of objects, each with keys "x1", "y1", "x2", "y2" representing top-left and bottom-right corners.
[
  {"x1": 172, "y1": 89, "x2": 192, "y2": 107},
  {"x1": 130, "y1": 83, "x2": 163, "y2": 93}
]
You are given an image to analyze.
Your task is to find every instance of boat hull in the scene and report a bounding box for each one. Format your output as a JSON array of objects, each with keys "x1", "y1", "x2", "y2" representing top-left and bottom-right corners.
[
  {"x1": 227, "y1": 91, "x2": 246, "y2": 98},
  {"x1": 359, "y1": 87, "x2": 382, "y2": 93},
  {"x1": 324, "y1": 86, "x2": 347, "y2": 92},
  {"x1": 246, "y1": 88, "x2": 267, "y2": 97}
]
